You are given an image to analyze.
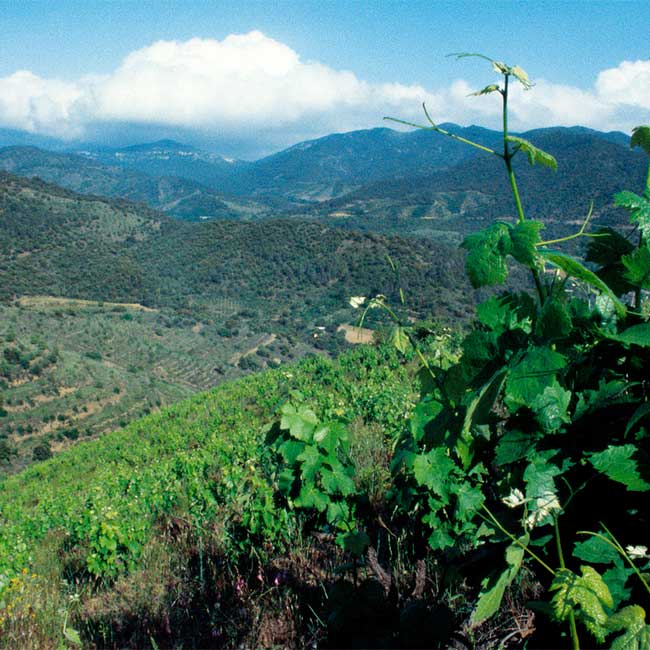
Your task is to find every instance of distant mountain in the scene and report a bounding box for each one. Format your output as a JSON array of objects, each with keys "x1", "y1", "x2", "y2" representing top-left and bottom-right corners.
[
  {"x1": 293, "y1": 127, "x2": 645, "y2": 244},
  {"x1": 75, "y1": 139, "x2": 250, "y2": 190},
  {"x1": 0, "y1": 146, "x2": 268, "y2": 221},
  {"x1": 66, "y1": 126, "x2": 504, "y2": 203},
  {"x1": 0, "y1": 127, "x2": 68, "y2": 151},
  {"x1": 225, "y1": 125, "x2": 503, "y2": 202},
  {"x1": 0, "y1": 124, "x2": 639, "y2": 235}
]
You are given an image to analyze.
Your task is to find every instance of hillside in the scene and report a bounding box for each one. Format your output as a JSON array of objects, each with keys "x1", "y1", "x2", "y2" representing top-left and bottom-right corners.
[
  {"x1": 0, "y1": 147, "x2": 268, "y2": 221},
  {"x1": 0, "y1": 172, "x2": 473, "y2": 472},
  {"x1": 0, "y1": 344, "x2": 426, "y2": 648},
  {"x1": 296, "y1": 128, "x2": 646, "y2": 242}
]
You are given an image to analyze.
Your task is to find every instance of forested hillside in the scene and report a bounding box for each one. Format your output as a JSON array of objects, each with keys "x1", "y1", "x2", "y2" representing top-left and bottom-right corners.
[{"x1": 0, "y1": 171, "x2": 473, "y2": 473}]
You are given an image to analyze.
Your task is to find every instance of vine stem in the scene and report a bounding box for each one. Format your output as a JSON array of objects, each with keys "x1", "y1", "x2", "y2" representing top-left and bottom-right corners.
[
  {"x1": 578, "y1": 526, "x2": 650, "y2": 597},
  {"x1": 480, "y1": 506, "x2": 555, "y2": 576},
  {"x1": 555, "y1": 516, "x2": 580, "y2": 650},
  {"x1": 358, "y1": 299, "x2": 450, "y2": 406},
  {"x1": 500, "y1": 74, "x2": 546, "y2": 303}
]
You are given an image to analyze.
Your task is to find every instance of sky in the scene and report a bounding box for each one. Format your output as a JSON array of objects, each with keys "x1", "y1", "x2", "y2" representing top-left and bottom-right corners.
[{"x1": 0, "y1": 0, "x2": 649, "y2": 158}]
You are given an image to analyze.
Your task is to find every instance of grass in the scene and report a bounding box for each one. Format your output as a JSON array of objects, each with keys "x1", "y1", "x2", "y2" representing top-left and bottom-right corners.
[{"x1": 0, "y1": 344, "x2": 416, "y2": 648}]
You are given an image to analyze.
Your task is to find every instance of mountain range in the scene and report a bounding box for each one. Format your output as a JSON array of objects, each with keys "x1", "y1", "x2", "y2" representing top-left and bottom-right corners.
[{"x1": 1, "y1": 123, "x2": 643, "y2": 241}]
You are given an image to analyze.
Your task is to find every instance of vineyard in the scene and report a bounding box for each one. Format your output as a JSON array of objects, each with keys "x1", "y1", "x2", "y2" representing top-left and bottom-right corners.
[{"x1": 1, "y1": 56, "x2": 650, "y2": 649}]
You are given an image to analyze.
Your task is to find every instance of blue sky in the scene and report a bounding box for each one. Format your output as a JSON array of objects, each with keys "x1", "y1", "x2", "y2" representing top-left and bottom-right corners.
[{"x1": 1, "y1": 1, "x2": 649, "y2": 157}]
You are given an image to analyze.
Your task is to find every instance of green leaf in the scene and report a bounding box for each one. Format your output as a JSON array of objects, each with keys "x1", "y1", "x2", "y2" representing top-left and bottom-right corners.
[
  {"x1": 412, "y1": 448, "x2": 458, "y2": 501},
  {"x1": 585, "y1": 228, "x2": 636, "y2": 297},
  {"x1": 603, "y1": 564, "x2": 634, "y2": 609},
  {"x1": 476, "y1": 293, "x2": 534, "y2": 334},
  {"x1": 277, "y1": 467, "x2": 295, "y2": 494},
  {"x1": 410, "y1": 395, "x2": 444, "y2": 442},
  {"x1": 574, "y1": 380, "x2": 629, "y2": 420},
  {"x1": 530, "y1": 382, "x2": 571, "y2": 433},
  {"x1": 64, "y1": 626, "x2": 83, "y2": 645},
  {"x1": 626, "y1": 402, "x2": 650, "y2": 436},
  {"x1": 280, "y1": 404, "x2": 319, "y2": 441},
  {"x1": 623, "y1": 247, "x2": 650, "y2": 289},
  {"x1": 314, "y1": 421, "x2": 348, "y2": 457},
  {"x1": 604, "y1": 323, "x2": 650, "y2": 348},
  {"x1": 608, "y1": 605, "x2": 650, "y2": 650},
  {"x1": 296, "y1": 445, "x2": 323, "y2": 483},
  {"x1": 631, "y1": 125, "x2": 650, "y2": 155},
  {"x1": 470, "y1": 83, "x2": 501, "y2": 96},
  {"x1": 277, "y1": 440, "x2": 305, "y2": 465},
  {"x1": 341, "y1": 530, "x2": 370, "y2": 557},
  {"x1": 461, "y1": 369, "x2": 507, "y2": 448},
  {"x1": 391, "y1": 325, "x2": 410, "y2": 354},
  {"x1": 614, "y1": 190, "x2": 650, "y2": 239},
  {"x1": 589, "y1": 444, "x2": 650, "y2": 491},
  {"x1": 541, "y1": 251, "x2": 626, "y2": 316},
  {"x1": 320, "y1": 465, "x2": 356, "y2": 497},
  {"x1": 455, "y1": 482, "x2": 485, "y2": 520},
  {"x1": 507, "y1": 136, "x2": 557, "y2": 171},
  {"x1": 494, "y1": 430, "x2": 534, "y2": 465},
  {"x1": 573, "y1": 535, "x2": 621, "y2": 565},
  {"x1": 505, "y1": 347, "x2": 566, "y2": 411},
  {"x1": 535, "y1": 296, "x2": 573, "y2": 339},
  {"x1": 510, "y1": 220, "x2": 543, "y2": 266},
  {"x1": 550, "y1": 566, "x2": 613, "y2": 642},
  {"x1": 471, "y1": 535, "x2": 529, "y2": 626},
  {"x1": 462, "y1": 222, "x2": 512, "y2": 288},
  {"x1": 294, "y1": 483, "x2": 329, "y2": 512}
]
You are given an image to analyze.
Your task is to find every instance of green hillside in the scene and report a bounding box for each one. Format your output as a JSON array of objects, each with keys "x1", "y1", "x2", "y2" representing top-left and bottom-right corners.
[
  {"x1": 0, "y1": 147, "x2": 268, "y2": 221},
  {"x1": 0, "y1": 172, "x2": 473, "y2": 474},
  {"x1": 0, "y1": 344, "x2": 425, "y2": 648}
]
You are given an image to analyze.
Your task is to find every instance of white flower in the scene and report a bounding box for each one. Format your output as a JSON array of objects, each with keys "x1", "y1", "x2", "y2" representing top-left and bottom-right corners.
[
  {"x1": 502, "y1": 488, "x2": 526, "y2": 508},
  {"x1": 349, "y1": 296, "x2": 366, "y2": 309},
  {"x1": 626, "y1": 545, "x2": 648, "y2": 560},
  {"x1": 525, "y1": 491, "x2": 562, "y2": 529}
]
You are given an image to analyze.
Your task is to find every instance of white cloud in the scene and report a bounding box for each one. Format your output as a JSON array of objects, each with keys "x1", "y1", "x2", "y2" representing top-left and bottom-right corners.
[
  {"x1": 596, "y1": 60, "x2": 650, "y2": 109},
  {"x1": 0, "y1": 33, "x2": 648, "y2": 153}
]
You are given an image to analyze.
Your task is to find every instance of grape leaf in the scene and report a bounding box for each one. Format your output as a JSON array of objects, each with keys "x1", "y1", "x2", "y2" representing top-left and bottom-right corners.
[
  {"x1": 494, "y1": 430, "x2": 535, "y2": 465},
  {"x1": 507, "y1": 136, "x2": 558, "y2": 170},
  {"x1": 462, "y1": 223, "x2": 512, "y2": 288},
  {"x1": 585, "y1": 227, "x2": 636, "y2": 296},
  {"x1": 510, "y1": 220, "x2": 543, "y2": 266},
  {"x1": 294, "y1": 483, "x2": 329, "y2": 512},
  {"x1": 391, "y1": 325, "x2": 410, "y2": 354},
  {"x1": 604, "y1": 323, "x2": 650, "y2": 348},
  {"x1": 412, "y1": 448, "x2": 458, "y2": 501},
  {"x1": 588, "y1": 444, "x2": 650, "y2": 491},
  {"x1": 536, "y1": 296, "x2": 573, "y2": 339},
  {"x1": 530, "y1": 382, "x2": 571, "y2": 433},
  {"x1": 470, "y1": 83, "x2": 500, "y2": 96},
  {"x1": 614, "y1": 190, "x2": 650, "y2": 239},
  {"x1": 550, "y1": 566, "x2": 613, "y2": 642},
  {"x1": 607, "y1": 605, "x2": 650, "y2": 650},
  {"x1": 574, "y1": 535, "x2": 621, "y2": 565},
  {"x1": 510, "y1": 65, "x2": 533, "y2": 89},
  {"x1": 623, "y1": 247, "x2": 650, "y2": 289},
  {"x1": 505, "y1": 347, "x2": 566, "y2": 411},
  {"x1": 281, "y1": 403, "x2": 319, "y2": 441}
]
